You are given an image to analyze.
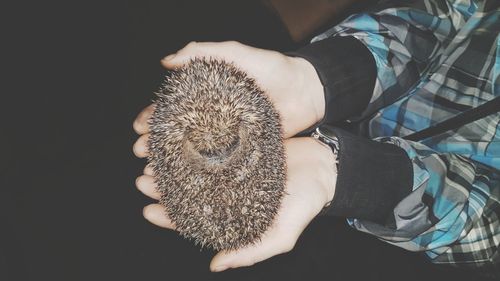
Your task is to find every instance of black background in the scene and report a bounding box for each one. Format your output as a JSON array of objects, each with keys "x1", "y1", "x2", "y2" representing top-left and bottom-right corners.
[{"x1": 1, "y1": 1, "x2": 490, "y2": 280}]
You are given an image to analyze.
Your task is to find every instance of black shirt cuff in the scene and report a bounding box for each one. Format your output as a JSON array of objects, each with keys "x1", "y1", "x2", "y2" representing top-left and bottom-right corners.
[
  {"x1": 319, "y1": 126, "x2": 414, "y2": 224},
  {"x1": 288, "y1": 36, "x2": 377, "y2": 130}
]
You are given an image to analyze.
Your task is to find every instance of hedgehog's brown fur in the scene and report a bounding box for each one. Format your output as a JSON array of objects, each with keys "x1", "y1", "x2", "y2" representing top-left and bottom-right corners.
[{"x1": 147, "y1": 58, "x2": 286, "y2": 251}]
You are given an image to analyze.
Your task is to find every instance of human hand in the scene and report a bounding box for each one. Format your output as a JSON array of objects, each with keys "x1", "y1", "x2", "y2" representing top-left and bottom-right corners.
[
  {"x1": 134, "y1": 134, "x2": 337, "y2": 272},
  {"x1": 132, "y1": 41, "x2": 334, "y2": 272},
  {"x1": 133, "y1": 41, "x2": 324, "y2": 139}
]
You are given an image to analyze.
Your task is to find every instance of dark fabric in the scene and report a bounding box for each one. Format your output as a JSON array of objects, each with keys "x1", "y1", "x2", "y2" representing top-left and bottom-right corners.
[
  {"x1": 319, "y1": 126, "x2": 414, "y2": 224},
  {"x1": 287, "y1": 36, "x2": 377, "y2": 129},
  {"x1": 404, "y1": 96, "x2": 500, "y2": 141}
]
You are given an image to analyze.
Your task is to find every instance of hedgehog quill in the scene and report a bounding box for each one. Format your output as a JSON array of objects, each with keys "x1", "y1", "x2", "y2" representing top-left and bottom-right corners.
[{"x1": 147, "y1": 59, "x2": 286, "y2": 251}]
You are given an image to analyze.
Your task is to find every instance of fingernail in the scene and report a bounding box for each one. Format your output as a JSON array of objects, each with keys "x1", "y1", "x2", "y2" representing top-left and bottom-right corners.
[
  {"x1": 163, "y1": 54, "x2": 176, "y2": 61},
  {"x1": 212, "y1": 265, "x2": 228, "y2": 272}
]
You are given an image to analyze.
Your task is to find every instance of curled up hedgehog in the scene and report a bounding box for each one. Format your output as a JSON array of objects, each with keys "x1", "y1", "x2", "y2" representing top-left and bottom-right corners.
[{"x1": 147, "y1": 58, "x2": 286, "y2": 251}]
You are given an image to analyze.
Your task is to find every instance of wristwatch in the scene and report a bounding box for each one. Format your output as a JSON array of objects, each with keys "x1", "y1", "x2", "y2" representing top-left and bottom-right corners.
[
  {"x1": 311, "y1": 127, "x2": 339, "y2": 169},
  {"x1": 311, "y1": 127, "x2": 339, "y2": 212}
]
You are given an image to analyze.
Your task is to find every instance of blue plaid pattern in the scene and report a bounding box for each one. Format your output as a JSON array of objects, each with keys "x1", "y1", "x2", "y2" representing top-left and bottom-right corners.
[{"x1": 315, "y1": 0, "x2": 500, "y2": 275}]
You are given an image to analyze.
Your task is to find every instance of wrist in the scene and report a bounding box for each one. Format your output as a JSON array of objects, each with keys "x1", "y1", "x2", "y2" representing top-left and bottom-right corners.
[
  {"x1": 288, "y1": 56, "x2": 325, "y2": 130},
  {"x1": 307, "y1": 136, "x2": 337, "y2": 210}
]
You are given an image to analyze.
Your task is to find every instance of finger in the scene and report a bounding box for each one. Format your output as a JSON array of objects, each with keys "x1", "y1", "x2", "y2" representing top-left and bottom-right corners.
[
  {"x1": 143, "y1": 165, "x2": 154, "y2": 176},
  {"x1": 210, "y1": 238, "x2": 291, "y2": 272},
  {"x1": 135, "y1": 175, "x2": 161, "y2": 200},
  {"x1": 161, "y1": 41, "x2": 245, "y2": 69},
  {"x1": 143, "y1": 204, "x2": 176, "y2": 230},
  {"x1": 133, "y1": 104, "x2": 155, "y2": 134},
  {"x1": 133, "y1": 133, "x2": 150, "y2": 158}
]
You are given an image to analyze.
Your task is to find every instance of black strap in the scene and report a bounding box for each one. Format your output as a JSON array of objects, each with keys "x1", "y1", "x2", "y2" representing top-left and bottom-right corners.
[{"x1": 404, "y1": 96, "x2": 500, "y2": 141}]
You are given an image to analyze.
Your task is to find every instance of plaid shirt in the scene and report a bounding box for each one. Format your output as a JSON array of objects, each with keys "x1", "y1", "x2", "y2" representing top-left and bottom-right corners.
[{"x1": 313, "y1": 0, "x2": 500, "y2": 275}]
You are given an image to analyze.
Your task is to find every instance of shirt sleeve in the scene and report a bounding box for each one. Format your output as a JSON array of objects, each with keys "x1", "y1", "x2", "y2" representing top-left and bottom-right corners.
[
  {"x1": 290, "y1": 0, "x2": 499, "y2": 272},
  {"x1": 290, "y1": 0, "x2": 478, "y2": 126},
  {"x1": 320, "y1": 126, "x2": 500, "y2": 273}
]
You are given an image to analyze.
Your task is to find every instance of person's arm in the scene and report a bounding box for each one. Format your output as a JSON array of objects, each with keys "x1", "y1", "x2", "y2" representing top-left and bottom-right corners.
[
  {"x1": 290, "y1": 0, "x2": 500, "y2": 271},
  {"x1": 289, "y1": 0, "x2": 477, "y2": 127},
  {"x1": 318, "y1": 126, "x2": 500, "y2": 271}
]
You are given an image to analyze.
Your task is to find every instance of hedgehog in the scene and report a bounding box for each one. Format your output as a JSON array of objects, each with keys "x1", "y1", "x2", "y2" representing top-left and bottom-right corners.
[{"x1": 147, "y1": 58, "x2": 286, "y2": 251}]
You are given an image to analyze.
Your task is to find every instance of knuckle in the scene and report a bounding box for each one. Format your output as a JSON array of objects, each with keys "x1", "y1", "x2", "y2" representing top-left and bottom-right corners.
[
  {"x1": 282, "y1": 245, "x2": 292, "y2": 253},
  {"x1": 225, "y1": 40, "x2": 240, "y2": 48},
  {"x1": 280, "y1": 240, "x2": 295, "y2": 253},
  {"x1": 133, "y1": 136, "x2": 148, "y2": 156},
  {"x1": 142, "y1": 205, "x2": 150, "y2": 217},
  {"x1": 185, "y1": 41, "x2": 198, "y2": 50},
  {"x1": 133, "y1": 119, "x2": 141, "y2": 132},
  {"x1": 133, "y1": 140, "x2": 140, "y2": 154},
  {"x1": 138, "y1": 108, "x2": 148, "y2": 120},
  {"x1": 246, "y1": 257, "x2": 258, "y2": 267}
]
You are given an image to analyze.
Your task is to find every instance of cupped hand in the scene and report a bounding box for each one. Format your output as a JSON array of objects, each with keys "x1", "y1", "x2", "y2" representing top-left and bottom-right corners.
[
  {"x1": 134, "y1": 134, "x2": 337, "y2": 272},
  {"x1": 132, "y1": 41, "x2": 335, "y2": 272},
  {"x1": 134, "y1": 41, "x2": 324, "y2": 138}
]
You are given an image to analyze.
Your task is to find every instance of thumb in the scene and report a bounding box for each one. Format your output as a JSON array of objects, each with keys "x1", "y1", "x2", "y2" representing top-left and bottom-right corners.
[{"x1": 209, "y1": 237, "x2": 293, "y2": 272}]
